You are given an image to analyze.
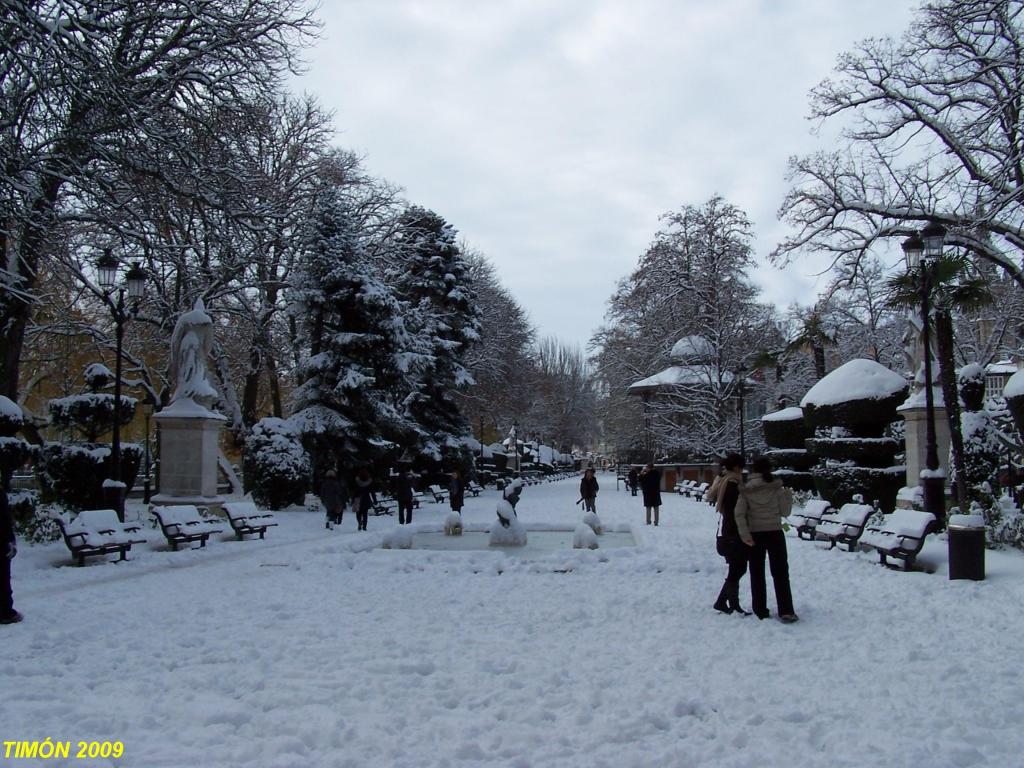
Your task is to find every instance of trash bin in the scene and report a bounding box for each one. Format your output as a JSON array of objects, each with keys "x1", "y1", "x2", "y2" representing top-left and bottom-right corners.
[{"x1": 947, "y1": 513, "x2": 985, "y2": 581}]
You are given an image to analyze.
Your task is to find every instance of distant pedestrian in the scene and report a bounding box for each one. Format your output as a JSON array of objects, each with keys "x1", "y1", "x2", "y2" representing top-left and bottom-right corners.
[
  {"x1": 393, "y1": 468, "x2": 416, "y2": 525},
  {"x1": 709, "y1": 453, "x2": 749, "y2": 615},
  {"x1": 354, "y1": 468, "x2": 375, "y2": 532},
  {"x1": 0, "y1": 490, "x2": 21, "y2": 625},
  {"x1": 319, "y1": 470, "x2": 346, "y2": 529},
  {"x1": 579, "y1": 468, "x2": 599, "y2": 513},
  {"x1": 449, "y1": 470, "x2": 465, "y2": 514},
  {"x1": 735, "y1": 457, "x2": 798, "y2": 623},
  {"x1": 627, "y1": 467, "x2": 639, "y2": 496},
  {"x1": 639, "y1": 463, "x2": 662, "y2": 525}
]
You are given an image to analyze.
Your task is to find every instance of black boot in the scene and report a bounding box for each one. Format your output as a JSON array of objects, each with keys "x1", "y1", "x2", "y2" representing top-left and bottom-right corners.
[
  {"x1": 726, "y1": 584, "x2": 751, "y2": 616},
  {"x1": 713, "y1": 584, "x2": 733, "y2": 614}
]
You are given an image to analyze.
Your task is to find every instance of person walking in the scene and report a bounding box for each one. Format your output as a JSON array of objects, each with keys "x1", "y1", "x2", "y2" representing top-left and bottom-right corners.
[
  {"x1": 0, "y1": 490, "x2": 21, "y2": 625},
  {"x1": 393, "y1": 468, "x2": 415, "y2": 525},
  {"x1": 639, "y1": 463, "x2": 662, "y2": 525},
  {"x1": 354, "y1": 468, "x2": 375, "y2": 532},
  {"x1": 627, "y1": 467, "x2": 639, "y2": 496},
  {"x1": 735, "y1": 457, "x2": 798, "y2": 623},
  {"x1": 579, "y1": 467, "x2": 599, "y2": 512},
  {"x1": 706, "y1": 454, "x2": 750, "y2": 615},
  {"x1": 319, "y1": 470, "x2": 346, "y2": 529},
  {"x1": 448, "y1": 470, "x2": 465, "y2": 515}
]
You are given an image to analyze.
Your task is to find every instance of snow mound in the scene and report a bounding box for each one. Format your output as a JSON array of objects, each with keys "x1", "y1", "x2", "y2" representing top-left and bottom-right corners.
[
  {"x1": 444, "y1": 512, "x2": 464, "y2": 536},
  {"x1": 382, "y1": 526, "x2": 414, "y2": 549},
  {"x1": 573, "y1": 523, "x2": 599, "y2": 550},
  {"x1": 800, "y1": 359, "x2": 907, "y2": 407},
  {"x1": 1005, "y1": 369, "x2": 1024, "y2": 399},
  {"x1": 489, "y1": 515, "x2": 527, "y2": 547},
  {"x1": 582, "y1": 511, "x2": 603, "y2": 535}
]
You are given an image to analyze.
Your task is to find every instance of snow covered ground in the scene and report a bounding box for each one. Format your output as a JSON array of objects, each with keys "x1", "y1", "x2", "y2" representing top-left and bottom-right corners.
[{"x1": 5, "y1": 472, "x2": 1024, "y2": 767}]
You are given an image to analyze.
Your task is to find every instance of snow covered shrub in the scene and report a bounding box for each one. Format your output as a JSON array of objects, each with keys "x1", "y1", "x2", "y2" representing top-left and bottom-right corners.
[
  {"x1": 761, "y1": 407, "x2": 816, "y2": 492},
  {"x1": 382, "y1": 526, "x2": 414, "y2": 549},
  {"x1": 444, "y1": 512, "x2": 464, "y2": 536},
  {"x1": 35, "y1": 442, "x2": 142, "y2": 510},
  {"x1": 49, "y1": 393, "x2": 137, "y2": 442},
  {"x1": 244, "y1": 418, "x2": 310, "y2": 510},
  {"x1": 10, "y1": 491, "x2": 59, "y2": 543},
  {"x1": 810, "y1": 465, "x2": 904, "y2": 513},
  {"x1": 582, "y1": 511, "x2": 603, "y2": 535},
  {"x1": 573, "y1": 523, "x2": 599, "y2": 549},
  {"x1": 1004, "y1": 369, "x2": 1024, "y2": 436},
  {"x1": 800, "y1": 359, "x2": 909, "y2": 438},
  {"x1": 0, "y1": 394, "x2": 24, "y2": 437},
  {"x1": 986, "y1": 494, "x2": 1024, "y2": 549}
]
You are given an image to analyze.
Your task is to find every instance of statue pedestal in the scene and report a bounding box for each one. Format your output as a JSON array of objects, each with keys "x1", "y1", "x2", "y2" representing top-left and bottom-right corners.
[
  {"x1": 899, "y1": 403, "x2": 950, "y2": 507},
  {"x1": 152, "y1": 398, "x2": 226, "y2": 510}
]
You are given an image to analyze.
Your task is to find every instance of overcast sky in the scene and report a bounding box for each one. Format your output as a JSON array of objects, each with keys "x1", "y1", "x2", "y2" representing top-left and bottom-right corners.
[{"x1": 293, "y1": 0, "x2": 918, "y2": 349}]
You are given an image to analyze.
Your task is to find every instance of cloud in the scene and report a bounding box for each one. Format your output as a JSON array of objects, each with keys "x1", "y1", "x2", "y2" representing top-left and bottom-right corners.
[{"x1": 293, "y1": 0, "x2": 917, "y2": 347}]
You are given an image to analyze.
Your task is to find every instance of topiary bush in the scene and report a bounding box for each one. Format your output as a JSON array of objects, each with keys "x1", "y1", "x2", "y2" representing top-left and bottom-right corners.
[
  {"x1": 10, "y1": 490, "x2": 61, "y2": 543},
  {"x1": 811, "y1": 465, "x2": 905, "y2": 512},
  {"x1": 800, "y1": 359, "x2": 909, "y2": 438},
  {"x1": 761, "y1": 407, "x2": 810, "y2": 449},
  {"x1": 804, "y1": 438, "x2": 901, "y2": 467},
  {"x1": 244, "y1": 418, "x2": 311, "y2": 510},
  {"x1": 1003, "y1": 369, "x2": 1024, "y2": 439}
]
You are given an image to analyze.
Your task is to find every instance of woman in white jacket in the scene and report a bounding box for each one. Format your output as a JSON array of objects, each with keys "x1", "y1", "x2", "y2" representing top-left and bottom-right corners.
[{"x1": 735, "y1": 457, "x2": 798, "y2": 623}]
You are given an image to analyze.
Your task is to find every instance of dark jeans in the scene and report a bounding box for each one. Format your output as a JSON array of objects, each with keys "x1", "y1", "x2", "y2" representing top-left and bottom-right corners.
[
  {"x1": 1, "y1": 553, "x2": 13, "y2": 617},
  {"x1": 356, "y1": 507, "x2": 368, "y2": 530},
  {"x1": 748, "y1": 530, "x2": 794, "y2": 618},
  {"x1": 583, "y1": 498, "x2": 596, "y2": 513},
  {"x1": 398, "y1": 501, "x2": 413, "y2": 525},
  {"x1": 722, "y1": 539, "x2": 748, "y2": 589}
]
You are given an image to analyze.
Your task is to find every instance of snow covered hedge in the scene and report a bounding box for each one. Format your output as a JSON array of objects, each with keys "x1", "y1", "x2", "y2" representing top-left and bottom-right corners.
[
  {"x1": 244, "y1": 418, "x2": 310, "y2": 510},
  {"x1": 811, "y1": 465, "x2": 905, "y2": 512},
  {"x1": 49, "y1": 393, "x2": 137, "y2": 440},
  {"x1": 35, "y1": 442, "x2": 141, "y2": 510},
  {"x1": 760, "y1": 407, "x2": 809, "y2": 450},
  {"x1": 800, "y1": 359, "x2": 908, "y2": 437}
]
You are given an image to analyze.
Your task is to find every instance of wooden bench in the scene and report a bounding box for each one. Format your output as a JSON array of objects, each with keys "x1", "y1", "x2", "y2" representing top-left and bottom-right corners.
[
  {"x1": 675, "y1": 480, "x2": 695, "y2": 496},
  {"x1": 150, "y1": 504, "x2": 224, "y2": 550},
  {"x1": 860, "y1": 510, "x2": 937, "y2": 570},
  {"x1": 467, "y1": 482, "x2": 484, "y2": 497},
  {"x1": 428, "y1": 485, "x2": 448, "y2": 503},
  {"x1": 684, "y1": 482, "x2": 709, "y2": 500},
  {"x1": 372, "y1": 496, "x2": 398, "y2": 516},
  {"x1": 54, "y1": 509, "x2": 147, "y2": 566},
  {"x1": 222, "y1": 501, "x2": 278, "y2": 540},
  {"x1": 815, "y1": 503, "x2": 875, "y2": 552},
  {"x1": 789, "y1": 499, "x2": 833, "y2": 541}
]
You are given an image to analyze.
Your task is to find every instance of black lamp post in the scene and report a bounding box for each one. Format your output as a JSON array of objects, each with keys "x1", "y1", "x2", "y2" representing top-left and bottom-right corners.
[
  {"x1": 736, "y1": 363, "x2": 747, "y2": 462},
  {"x1": 141, "y1": 397, "x2": 154, "y2": 504},
  {"x1": 902, "y1": 225, "x2": 946, "y2": 522},
  {"x1": 96, "y1": 249, "x2": 147, "y2": 521}
]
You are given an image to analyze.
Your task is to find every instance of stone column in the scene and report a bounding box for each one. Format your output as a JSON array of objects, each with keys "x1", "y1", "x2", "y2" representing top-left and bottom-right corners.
[
  {"x1": 898, "y1": 403, "x2": 950, "y2": 508},
  {"x1": 151, "y1": 398, "x2": 227, "y2": 509}
]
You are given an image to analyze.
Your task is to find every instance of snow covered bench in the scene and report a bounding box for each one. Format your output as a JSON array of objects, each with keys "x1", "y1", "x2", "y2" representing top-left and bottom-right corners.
[
  {"x1": 860, "y1": 510, "x2": 937, "y2": 570},
  {"x1": 675, "y1": 480, "x2": 695, "y2": 495},
  {"x1": 372, "y1": 496, "x2": 397, "y2": 516},
  {"x1": 815, "y1": 503, "x2": 875, "y2": 552},
  {"x1": 467, "y1": 482, "x2": 484, "y2": 497},
  {"x1": 150, "y1": 505, "x2": 224, "y2": 550},
  {"x1": 222, "y1": 501, "x2": 278, "y2": 541},
  {"x1": 790, "y1": 499, "x2": 833, "y2": 541},
  {"x1": 428, "y1": 485, "x2": 448, "y2": 503},
  {"x1": 685, "y1": 482, "x2": 709, "y2": 500},
  {"x1": 54, "y1": 509, "x2": 147, "y2": 567}
]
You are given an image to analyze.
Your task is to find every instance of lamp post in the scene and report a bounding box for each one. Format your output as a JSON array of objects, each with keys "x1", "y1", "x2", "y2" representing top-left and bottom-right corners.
[
  {"x1": 141, "y1": 397, "x2": 154, "y2": 504},
  {"x1": 902, "y1": 225, "x2": 946, "y2": 522},
  {"x1": 96, "y1": 249, "x2": 147, "y2": 521},
  {"x1": 736, "y1": 363, "x2": 747, "y2": 462}
]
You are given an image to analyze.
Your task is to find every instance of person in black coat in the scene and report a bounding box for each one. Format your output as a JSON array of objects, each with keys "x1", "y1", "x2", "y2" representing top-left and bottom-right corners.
[
  {"x1": 627, "y1": 467, "x2": 639, "y2": 496},
  {"x1": 448, "y1": 470, "x2": 465, "y2": 514},
  {"x1": 579, "y1": 468, "x2": 599, "y2": 512},
  {"x1": 393, "y1": 469, "x2": 415, "y2": 525},
  {"x1": 318, "y1": 470, "x2": 346, "y2": 529},
  {"x1": 639, "y1": 463, "x2": 662, "y2": 526},
  {"x1": 0, "y1": 490, "x2": 21, "y2": 624},
  {"x1": 708, "y1": 453, "x2": 749, "y2": 615},
  {"x1": 353, "y1": 468, "x2": 375, "y2": 531}
]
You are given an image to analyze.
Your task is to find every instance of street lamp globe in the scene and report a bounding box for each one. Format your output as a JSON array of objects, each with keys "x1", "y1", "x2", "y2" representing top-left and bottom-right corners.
[
  {"x1": 921, "y1": 221, "x2": 947, "y2": 260},
  {"x1": 901, "y1": 233, "x2": 924, "y2": 269},
  {"x1": 125, "y1": 262, "x2": 147, "y2": 300},
  {"x1": 96, "y1": 248, "x2": 118, "y2": 289}
]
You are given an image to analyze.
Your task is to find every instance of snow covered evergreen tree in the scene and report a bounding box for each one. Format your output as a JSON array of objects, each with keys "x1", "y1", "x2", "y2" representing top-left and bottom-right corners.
[
  {"x1": 288, "y1": 188, "x2": 417, "y2": 475},
  {"x1": 392, "y1": 207, "x2": 481, "y2": 461}
]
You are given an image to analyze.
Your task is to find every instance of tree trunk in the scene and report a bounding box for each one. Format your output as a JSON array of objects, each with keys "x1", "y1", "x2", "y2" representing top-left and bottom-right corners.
[{"x1": 934, "y1": 309, "x2": 969, "y2": 512}]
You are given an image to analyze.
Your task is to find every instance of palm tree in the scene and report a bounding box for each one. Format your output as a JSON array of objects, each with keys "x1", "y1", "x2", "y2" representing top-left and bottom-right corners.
[{"x1": 887, "y1": 254, "x2": 994, "y2": 511}]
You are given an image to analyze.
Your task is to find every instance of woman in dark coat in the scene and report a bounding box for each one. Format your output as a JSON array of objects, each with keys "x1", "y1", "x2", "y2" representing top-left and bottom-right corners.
[
  {"x1": 579, "y1": 468, "x2": 599, "y2": 512},
  {"x1": 319, "y1": 470, "x2": 346, "y2": 529},
  {"x1": 393, "y1": 469, "x2": 415, "y2": 525},
  {"x1": 353, "y1": 468, "x2": 375, "y2": 532},
  {"x1": 0, "y1": 491, "x2": 20, "y2": 624},
  {"x1": 639, "y1": 463, "x2": 662, "y2": 525},
  {"x1": 627, "y1": 467, "x2": 639, "y2": 496},
  {"x1": 448, "y1": 470, "x2": 465, "y2": 514},
  {"x1": 708, "y1": 453, "x2": 749, "y2": 615}
]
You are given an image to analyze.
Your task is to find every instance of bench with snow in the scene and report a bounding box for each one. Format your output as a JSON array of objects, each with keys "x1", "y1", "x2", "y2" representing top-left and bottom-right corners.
[
  {"x1": 685, "y1": 482, "x2": 709, "y2": 500},
  {"x1": 372, "y1": 496, "x2": 397, "y2": 516},
  {"x1": 428, "y1": 485, "x2": 448, "y2": 503},
  {"x1": 675, "y1": 480, "x2": 696, "y2": 495},
  {"x1": 467, "y1": 482, "x2": 484, "y2": 497},
  {"x1": 222, "y1": 501, "x2": 278, "y2": 540},
  {"x1": 54, "y1": 509, "x2": 147, "y2": 566},
  {"x1": 815, "y1": 502, "x2": 875, "y2": 552},
  {"x1": 860, "y1": 510, "x2": 937, "y2": 571},
  {"x1": 789, "y1": 499, "x2": 834, "y2": 541},
  {"x1": 150, "y1": 504, "x2": 224, "y2": 550}
]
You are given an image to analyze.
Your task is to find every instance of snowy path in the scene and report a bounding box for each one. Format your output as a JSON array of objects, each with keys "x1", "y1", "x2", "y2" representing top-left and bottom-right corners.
[{"x1": 4, "y1": 474, "x2": 1024, "y2": 767}]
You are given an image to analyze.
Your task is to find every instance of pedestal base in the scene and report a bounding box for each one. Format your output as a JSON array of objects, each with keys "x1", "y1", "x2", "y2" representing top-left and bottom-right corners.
[{"x1": 154, "y1": 404, "x2": 225, "y2": 508}]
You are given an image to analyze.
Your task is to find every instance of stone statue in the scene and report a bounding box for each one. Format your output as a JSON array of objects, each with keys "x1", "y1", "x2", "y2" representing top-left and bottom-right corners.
[{"x1": 169, "y1": 298, "x2": 219, "y2": 409}]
